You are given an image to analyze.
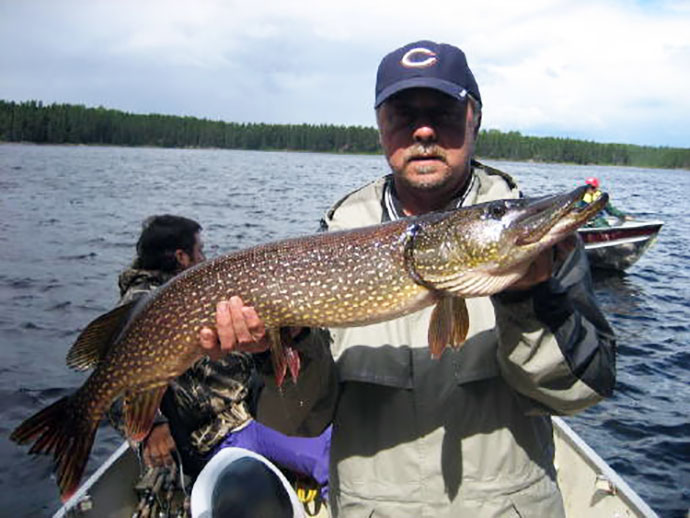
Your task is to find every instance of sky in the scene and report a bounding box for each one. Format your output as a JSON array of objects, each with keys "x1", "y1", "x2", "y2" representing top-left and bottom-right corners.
[{"x1": 1, "y1": 0, "x2": 689, "y2": 148}]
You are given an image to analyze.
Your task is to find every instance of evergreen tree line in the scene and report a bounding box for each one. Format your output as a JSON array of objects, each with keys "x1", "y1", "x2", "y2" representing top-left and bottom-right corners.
[{"x1": 1, "y1": 99, "x2": 688, "y2": 169}]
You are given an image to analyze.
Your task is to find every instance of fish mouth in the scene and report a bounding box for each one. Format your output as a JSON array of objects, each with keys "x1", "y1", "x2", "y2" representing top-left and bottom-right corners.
[{"x1": 513, "y1": 185, "x2": 608, "y2": 246}]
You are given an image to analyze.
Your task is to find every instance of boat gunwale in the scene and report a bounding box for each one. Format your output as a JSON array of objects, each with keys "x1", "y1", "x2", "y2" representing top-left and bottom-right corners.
[
  {"x1": 54, "y1": 420, "x2": 660, "y2": 518},
  {"x1": 577, "y1": 220, "x2": 664, "y2": 235},
  {"x1": 583, "y1": 235, "x2": 657, "y2": 250},
  {"x1": 53, "y1": 442, "x2": 132, "y2": 518},
  {"x1": 553, "y1": 417, "x2": 660, "y2": 518}
]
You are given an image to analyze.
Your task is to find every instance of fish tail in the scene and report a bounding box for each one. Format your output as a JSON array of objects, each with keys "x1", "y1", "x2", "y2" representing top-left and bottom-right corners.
[{"x1": 10, "y1": 395, "x2": 99, "y2": 502}]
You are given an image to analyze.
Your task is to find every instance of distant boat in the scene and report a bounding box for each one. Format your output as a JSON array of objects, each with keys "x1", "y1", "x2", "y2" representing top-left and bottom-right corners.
[
  {"x1": 52, "y1": 417, "x2": 658, "y2": 518},
  {"x1": 578, "y1": 219, "x2": 663, "y2": 271}
]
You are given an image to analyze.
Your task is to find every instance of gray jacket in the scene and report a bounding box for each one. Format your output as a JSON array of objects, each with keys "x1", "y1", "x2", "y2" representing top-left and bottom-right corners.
[{"x1": 257, "y1": 162, "x2": 616, "y2": 518}]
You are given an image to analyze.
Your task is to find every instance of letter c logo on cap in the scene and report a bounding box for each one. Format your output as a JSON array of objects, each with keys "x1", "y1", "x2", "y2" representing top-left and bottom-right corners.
[{"x1": 401, "y1": 47, "x2": 438, "y2": 68}]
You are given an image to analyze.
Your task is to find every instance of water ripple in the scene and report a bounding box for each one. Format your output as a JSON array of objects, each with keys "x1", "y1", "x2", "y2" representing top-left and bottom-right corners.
[{"x1": 1, "y1": 145, "x2": 688, "y2": 517}]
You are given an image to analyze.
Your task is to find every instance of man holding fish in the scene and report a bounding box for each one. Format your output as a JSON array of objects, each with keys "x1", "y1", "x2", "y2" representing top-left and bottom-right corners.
[
  {"x1": 12, "y1": 41, "x2": 616, "y2": 516},
  {"x1": 200, "y1": 41, "x2": 617, "y2": 517}
]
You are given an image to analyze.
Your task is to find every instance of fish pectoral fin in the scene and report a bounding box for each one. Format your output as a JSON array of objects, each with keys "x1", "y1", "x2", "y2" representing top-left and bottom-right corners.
[
  {"x1": 66, "y1": 300, "x2": 139, "y2": 371},
  {"x1": 123, "y1": 384, "x2": 168, "y2": 442},
  {"x1": 428, "y1": 296, "x2": 469, "y2": 358}
]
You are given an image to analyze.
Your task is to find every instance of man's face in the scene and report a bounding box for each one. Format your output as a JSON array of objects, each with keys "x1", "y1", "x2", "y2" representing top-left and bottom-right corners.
[
  {"x1": 377, "y1": 88, "x2": 478, "y2": 196},
  {"x1": 190, "y1": 232, "x2": 206, "y2": 266},
  {"x1": 177, "y1": 231, "x2": 206, "y2": 270}
]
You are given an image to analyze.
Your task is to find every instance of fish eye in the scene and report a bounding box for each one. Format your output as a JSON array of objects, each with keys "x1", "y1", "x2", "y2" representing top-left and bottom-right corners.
[{"x1": 486, "y1": 202, "x2": 506, "y2": 220}]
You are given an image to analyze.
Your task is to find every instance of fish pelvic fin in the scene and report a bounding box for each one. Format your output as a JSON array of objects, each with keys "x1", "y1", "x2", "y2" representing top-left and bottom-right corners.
[
  {"x1": 267, "y1": 328, "x2": 302, "y2": 387},
  {"x1": 66, "y1": 300, "x2": 139, "y2": 371},
  {"x1": 285, "y1": 344, "x2": 301, "y2": 384},
  {"x1": 268, "y1": 328, "x2": 288, "y2": 387},
  {"x1": 10, "y1": 395, "x2": 99, "y2": 502},
  {"x1": 428, "y1": 296, "x2": 469, "y2": 358},
  {"x1": 123, "y1": 384, "x2": 168, "y2": 442}
]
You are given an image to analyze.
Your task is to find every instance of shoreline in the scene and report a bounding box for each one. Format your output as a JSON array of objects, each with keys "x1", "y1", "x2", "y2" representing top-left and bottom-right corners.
[{"x1": 2, "y1": 140, "x2": 687, "y2": 171}]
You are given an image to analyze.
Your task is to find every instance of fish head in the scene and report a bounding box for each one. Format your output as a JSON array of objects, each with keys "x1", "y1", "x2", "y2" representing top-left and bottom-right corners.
[{"x1": 409, "y1": 185, "x2": 608, "y2": 295}]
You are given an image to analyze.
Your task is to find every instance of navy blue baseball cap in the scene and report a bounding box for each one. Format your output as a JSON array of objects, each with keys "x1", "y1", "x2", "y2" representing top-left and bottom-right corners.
[{"x1": 375, "y1": 40, "x2": 481, "y2": 108}]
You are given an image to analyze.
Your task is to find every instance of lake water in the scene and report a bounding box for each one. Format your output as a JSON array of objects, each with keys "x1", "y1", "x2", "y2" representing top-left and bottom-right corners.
[{"x1": 1, "y1": 143, "x2": 688, "y2": 517}]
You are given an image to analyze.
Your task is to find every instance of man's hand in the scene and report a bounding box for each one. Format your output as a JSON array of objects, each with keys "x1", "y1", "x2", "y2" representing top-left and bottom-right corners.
[
  {"x1": 507, "y1": 248, "x2": 554, "y2": 291},
  {"x1": 506, "y1": 234, "x2": 578, "y2": 292},
  {"x1": 142, "y1": 423, "x2": 176, "y2": 468},
  {"x1": 199, "y1": 296, "x2": 271, "y2": 359}
]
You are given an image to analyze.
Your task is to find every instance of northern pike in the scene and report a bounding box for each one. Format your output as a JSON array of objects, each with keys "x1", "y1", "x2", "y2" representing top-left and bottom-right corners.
[{"x1": 11, "y1": 185, "x2": 607, "y2": 501}]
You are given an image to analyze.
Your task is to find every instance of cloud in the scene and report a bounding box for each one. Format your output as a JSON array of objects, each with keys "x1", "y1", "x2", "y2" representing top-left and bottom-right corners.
[
  {"x1": 472, "y1": 1, "x2": 690, "y2": 145},
  {"x1": 0, "y1": 0, "x2": 688, "y2": 146}
]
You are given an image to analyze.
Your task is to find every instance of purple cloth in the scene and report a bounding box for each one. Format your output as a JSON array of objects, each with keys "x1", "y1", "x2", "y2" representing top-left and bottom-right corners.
[{"x1": 213, "y1": 420, "x2": 331, "y2": 498}]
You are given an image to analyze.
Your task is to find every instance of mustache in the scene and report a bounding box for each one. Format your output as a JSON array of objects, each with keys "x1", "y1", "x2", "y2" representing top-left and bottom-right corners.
[{"x1": 403, "y1": 144, "x2": 447, "y2": 163}]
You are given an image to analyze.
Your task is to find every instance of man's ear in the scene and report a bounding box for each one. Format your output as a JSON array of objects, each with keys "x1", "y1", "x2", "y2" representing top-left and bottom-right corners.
[
  {"x1": 175, "y1": 249, "x2": 191, "y2": 270},
  {"x1": 473, "y1": 113, "x2": 482, "y2": 138},
  {"x1": 376, "y1": 117, "x2": 384, "y2": 147}
]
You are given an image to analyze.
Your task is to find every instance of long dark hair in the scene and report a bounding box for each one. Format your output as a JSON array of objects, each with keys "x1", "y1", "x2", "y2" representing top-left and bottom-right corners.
[{"x1": 133, "y1": 215, "x2": 202, "y2": 273}]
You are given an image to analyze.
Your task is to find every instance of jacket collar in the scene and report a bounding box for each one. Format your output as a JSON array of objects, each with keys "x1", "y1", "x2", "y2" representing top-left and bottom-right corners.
[{"x1": 381, "y1": 165, "x2": 477, "y2": 222}]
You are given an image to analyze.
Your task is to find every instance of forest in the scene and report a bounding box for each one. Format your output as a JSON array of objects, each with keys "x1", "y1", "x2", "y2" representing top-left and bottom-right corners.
[{"x1": 1, "y1": 99, "x2": 688, "y2": 170}]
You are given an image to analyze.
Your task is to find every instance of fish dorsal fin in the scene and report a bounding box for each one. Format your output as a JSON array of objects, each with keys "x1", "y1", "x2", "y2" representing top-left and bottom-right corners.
[
  {"x1": 428, "y1": 296, "x2": 469, "y2": 358},
  {"x1": 123, "y1": 384, "x2": 168, "y2": 442},
  {"x1": 66, "y1": 301, "x2": 139, "y2": 371}
]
